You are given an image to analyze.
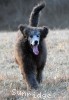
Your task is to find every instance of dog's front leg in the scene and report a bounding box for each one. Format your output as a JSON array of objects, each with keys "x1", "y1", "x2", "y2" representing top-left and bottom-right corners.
[
  {"x1": 23, "y1": 58, "x2": 38, "y2": 90},
  {"x1": 36, "y1": 64, "x2": 45, "y2": 84}
]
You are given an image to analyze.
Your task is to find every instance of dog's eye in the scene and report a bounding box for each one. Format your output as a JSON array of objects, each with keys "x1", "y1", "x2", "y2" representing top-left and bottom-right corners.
[
  {"x1": 37, "y1": 35, "x2": 39, "y2": 37},
  {"x1": 30, "y1": 35, "x2": 33, "y2": 38}
]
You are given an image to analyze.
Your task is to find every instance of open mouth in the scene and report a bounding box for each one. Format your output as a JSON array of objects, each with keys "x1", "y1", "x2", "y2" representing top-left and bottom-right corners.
[{"x1": 32, "y1": 45, "x2": 39, "y2": 55}]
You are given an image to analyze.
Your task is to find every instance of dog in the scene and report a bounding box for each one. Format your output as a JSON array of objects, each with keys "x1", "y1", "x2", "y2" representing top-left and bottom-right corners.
[{"x1": 14, "y1": 3, "x2": 48, "y2": 89}]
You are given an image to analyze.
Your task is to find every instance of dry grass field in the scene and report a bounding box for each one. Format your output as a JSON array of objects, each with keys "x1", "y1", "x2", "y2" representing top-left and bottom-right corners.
[{"x1": 0, "y1": 29, "x2": 69, "y2": 100}]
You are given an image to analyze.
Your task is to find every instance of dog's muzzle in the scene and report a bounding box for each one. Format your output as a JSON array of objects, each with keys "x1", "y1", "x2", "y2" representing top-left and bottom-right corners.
[{"x1": 28, "y1": 35, "x2": 39, "y2": 55}]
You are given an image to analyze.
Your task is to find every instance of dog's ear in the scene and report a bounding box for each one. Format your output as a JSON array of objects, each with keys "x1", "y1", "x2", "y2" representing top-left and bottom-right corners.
[
  {"x1": 18, "y1": 24, "x2": 28, "y2": 38},
  {"x1": 18, "y1": 24, "x2": 26, "y2": 33},
  {"x1": 40, "y1": 26, "x2": 48, "y2": 38}
]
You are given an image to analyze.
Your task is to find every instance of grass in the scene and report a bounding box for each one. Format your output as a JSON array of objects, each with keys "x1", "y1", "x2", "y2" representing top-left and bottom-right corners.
[{"x1": 0, "y1": 29, "x2": 69, "y2": 100}]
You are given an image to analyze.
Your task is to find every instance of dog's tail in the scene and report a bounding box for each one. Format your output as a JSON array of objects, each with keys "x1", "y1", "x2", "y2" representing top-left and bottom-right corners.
[{"x1": 29, "y1": 3, "x2": 45, "y2": 27}]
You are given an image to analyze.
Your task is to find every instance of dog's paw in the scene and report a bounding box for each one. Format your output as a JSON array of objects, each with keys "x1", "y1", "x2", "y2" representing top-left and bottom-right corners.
[{"x1": 31, "y1": 84, "x2": 39, "y2": 90}]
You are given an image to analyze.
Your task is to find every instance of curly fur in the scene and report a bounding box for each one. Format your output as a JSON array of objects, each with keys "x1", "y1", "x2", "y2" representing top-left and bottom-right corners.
[
  {"x1": 14, "y1": 3, "x2": 48, "y2": 90},
  {"x1": 29, "y1": 3, "x2": 45, "y2": 27}
]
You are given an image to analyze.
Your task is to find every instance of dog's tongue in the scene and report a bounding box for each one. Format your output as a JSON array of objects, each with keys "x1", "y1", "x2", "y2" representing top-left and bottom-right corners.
[{"x1": 33, "y1": 45, "x2": 39, "y2": 55}]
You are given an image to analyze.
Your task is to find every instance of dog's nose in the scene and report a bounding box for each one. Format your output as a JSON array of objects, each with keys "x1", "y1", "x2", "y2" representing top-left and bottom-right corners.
[{"x1": 34, "y1": 41, "x2": 38, "y2": 45}]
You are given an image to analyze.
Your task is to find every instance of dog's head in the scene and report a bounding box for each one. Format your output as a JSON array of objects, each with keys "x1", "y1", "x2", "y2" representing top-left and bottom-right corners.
[{"x1": 18, "y1": 24, "x2": 48, "y2": 55}]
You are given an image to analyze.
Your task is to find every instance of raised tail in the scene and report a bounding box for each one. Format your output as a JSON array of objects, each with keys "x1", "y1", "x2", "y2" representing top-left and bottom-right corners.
[{"x1": 29, "y1": 3, "x2": 45, "y2": 27}]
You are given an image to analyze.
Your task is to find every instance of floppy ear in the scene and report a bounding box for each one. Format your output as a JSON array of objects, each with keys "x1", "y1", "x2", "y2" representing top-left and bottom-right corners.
[
  {"x1": 18, "y1": 24, "x2": 28, "y2": 38},
  {"x1": 18, "y1": 24, "x2": 26, "y2": 33},
  {"x1": 40, "y1": 26, "x2": 48, "y2": 38}
]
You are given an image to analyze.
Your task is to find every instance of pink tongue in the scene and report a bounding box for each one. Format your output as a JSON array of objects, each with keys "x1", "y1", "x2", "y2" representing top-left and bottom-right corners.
[{"x1": 33, "y1": 45, "x2": 39, "y2": 55}]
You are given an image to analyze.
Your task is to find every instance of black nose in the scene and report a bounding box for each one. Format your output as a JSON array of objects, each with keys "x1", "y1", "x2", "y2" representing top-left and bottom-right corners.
[{"x1": 34, "y1": 41, "x2": 38, "y2": 45}]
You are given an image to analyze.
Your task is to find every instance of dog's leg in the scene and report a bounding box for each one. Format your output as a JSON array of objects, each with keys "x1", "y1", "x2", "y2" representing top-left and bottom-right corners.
[
  {"x1": 23, "y1": 58, "x2": 38, "y2": 90},
  {"x1": 37, "y1": 65, "x2": 44, "y2": 84},
  {"x1": 25, "y1": 72, "x2": 38, "y2": 90},
  {"x1": 19, "y1": 65, "x2": 38, "y2": 90}
]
